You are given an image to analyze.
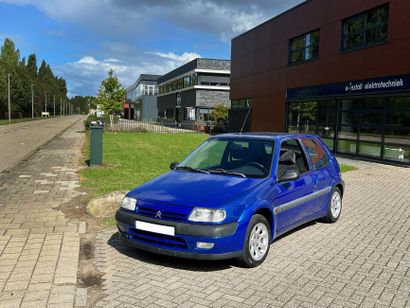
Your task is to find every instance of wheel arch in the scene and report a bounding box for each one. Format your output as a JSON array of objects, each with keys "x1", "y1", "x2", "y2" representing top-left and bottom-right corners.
[
  {"x1": 335, "y1": 183, "x2": 344, "y2": 197},
  {"x1": 254, "y1": 207, "x2": 275, "y2": 241}
]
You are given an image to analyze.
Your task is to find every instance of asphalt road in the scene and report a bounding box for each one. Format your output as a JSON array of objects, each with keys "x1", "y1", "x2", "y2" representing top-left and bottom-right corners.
[{"x1": 0, "y1": 116, "x2": 83, "y2": 174}]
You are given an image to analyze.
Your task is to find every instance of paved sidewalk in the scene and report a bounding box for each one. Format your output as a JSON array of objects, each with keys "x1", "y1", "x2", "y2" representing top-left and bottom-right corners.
[
  {"x1": 94, "y1": 160, "x2": 410, "y2": 308},
  {"x1": 0, "y1": 119, "x2": 86, "y2": 307},
  {"x1": 0, "y1": 116, "x2": 82, "y2": 173}
]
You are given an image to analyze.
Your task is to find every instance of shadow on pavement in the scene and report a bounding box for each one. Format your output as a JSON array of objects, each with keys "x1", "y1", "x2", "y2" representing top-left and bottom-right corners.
[
  {"x1": 107, "y1": 232, "x2": 235, "y2": 272},
  {"x1": 106, "y1": 220, "x2": 318, "y2": 271}
]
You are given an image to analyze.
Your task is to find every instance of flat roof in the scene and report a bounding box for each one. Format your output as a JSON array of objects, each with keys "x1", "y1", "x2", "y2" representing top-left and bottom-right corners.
[
  {"x1": 158, "y1": 58, "x2": 230, "y2": 84},
  {"x1": 126, "y1": 74, "x2": 161, "y2": 91}
]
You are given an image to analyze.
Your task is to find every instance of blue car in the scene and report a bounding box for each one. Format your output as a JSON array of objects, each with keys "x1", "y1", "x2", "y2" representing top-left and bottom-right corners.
[{"x1": 116, "y1": 133, "x2": 344, "y2": 267}]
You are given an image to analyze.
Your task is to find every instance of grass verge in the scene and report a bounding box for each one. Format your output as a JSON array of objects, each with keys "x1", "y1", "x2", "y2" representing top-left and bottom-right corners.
[
  {"x1": 80, "y1": 132, "x2": 357, "y2": 198},
  {"x1": 340, "y1": 164, "x2": 357, "y2": 173},
  {"x1": 80, "y1": 132, "x2": 208, "y2": 197}
]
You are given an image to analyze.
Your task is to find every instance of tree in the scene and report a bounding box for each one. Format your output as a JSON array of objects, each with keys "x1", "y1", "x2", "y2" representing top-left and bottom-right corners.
[
  {"x1": 0, "y1": 38, "x2": 68, "y2": 119},
  {"x1": 96, "y1": 69, "x2": 125, "y2": 125},
  {"x1": 209, "y1": 104, "x2": 228, "y2": 122}
]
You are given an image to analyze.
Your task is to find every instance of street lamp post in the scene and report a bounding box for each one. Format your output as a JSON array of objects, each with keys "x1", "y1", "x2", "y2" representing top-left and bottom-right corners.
[
  {"x1": 7, "y1": 73, "x2": 11, "y2": 123},
  {"x1": 31, "y1": 84, "x2": 34, "y2": 119},
  {"x1": 60, "y1": 97, "x2": 62, "y2": 116},
  {"x1": 44, "y1": 91, "x2": 47, "y2": 113},
  {"x1": 53, "y1": 95, "x2": 56, "y2": 117}
]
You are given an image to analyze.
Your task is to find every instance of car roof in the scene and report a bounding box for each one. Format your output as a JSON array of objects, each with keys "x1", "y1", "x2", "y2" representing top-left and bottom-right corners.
[{"x1": 211, "y1": 132, "x2": 318, "y2": 142}]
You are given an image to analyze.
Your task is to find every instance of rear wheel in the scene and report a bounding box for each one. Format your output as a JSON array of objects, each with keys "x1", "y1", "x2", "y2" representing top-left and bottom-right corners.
[
  {"x1": 237, "y1": 214, "x2": 271, "y2": 268},
  {"x1": 323, "y1": 187, "x2": 342, "y2": 223}
]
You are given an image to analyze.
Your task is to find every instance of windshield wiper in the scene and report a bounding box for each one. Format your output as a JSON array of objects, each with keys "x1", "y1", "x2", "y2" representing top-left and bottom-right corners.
[
  {"x1": 207, "y1": 168, "x2": 246, "y2": 178},
  {"x1": 176, "y1": 166, "x2": 210, "y2": 174}
]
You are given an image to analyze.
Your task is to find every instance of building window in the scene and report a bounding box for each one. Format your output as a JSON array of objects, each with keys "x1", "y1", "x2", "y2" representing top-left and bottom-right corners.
[
  {"x1": 289, "y1": 30, "x2": 319, "y2": 65},
  {"x1": 198, "y1": 108, "x2": 211, "y2": 121},
  {"x1": 342, "y1": 4, "x2": 389, "y2": 51},
  {"x1": 184, "y1": 107, "x2": 196, "y2": 121},
  {"x1": 231, "y1": 98, "x2": 251, "y2": 109}
]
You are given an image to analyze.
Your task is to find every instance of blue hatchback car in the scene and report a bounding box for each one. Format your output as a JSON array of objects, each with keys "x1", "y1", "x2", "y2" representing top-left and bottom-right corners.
[{"x1": 116, "y1": 133, "x2": 344, "y2": 267}]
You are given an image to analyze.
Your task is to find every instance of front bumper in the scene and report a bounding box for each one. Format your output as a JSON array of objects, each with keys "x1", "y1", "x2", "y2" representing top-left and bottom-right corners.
[{"x1": 115, "y1": 209, "x2": 245, "y2": 260}]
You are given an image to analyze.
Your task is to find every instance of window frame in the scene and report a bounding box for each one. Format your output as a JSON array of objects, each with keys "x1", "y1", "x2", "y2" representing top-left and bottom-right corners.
[
  {"x1": 289, "y1": 29, "x2": 320, "y2": 65},
  {"x1": 276, "y1": 138, "x2": 310, "y2": 178},
  {"x1": 341, "y1": 4, "x2": 389, "y2": 52}
]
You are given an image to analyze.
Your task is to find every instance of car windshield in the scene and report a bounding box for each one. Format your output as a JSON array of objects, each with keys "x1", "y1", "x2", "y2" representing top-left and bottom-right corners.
[{"x1": 177, "y1": 138, "x2": 275, "y2": 178}]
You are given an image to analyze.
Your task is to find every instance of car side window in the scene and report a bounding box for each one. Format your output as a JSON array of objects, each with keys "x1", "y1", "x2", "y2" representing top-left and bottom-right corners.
[
  {"x1": 277, "y1": 139, "x2": 309, "y2": 178},
  {"x1": 301, "y1": 138, "x2": 330, "y2": 170}
]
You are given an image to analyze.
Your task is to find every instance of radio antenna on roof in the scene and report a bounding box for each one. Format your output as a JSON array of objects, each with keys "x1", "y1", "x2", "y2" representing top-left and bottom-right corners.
[{"x1": 239, "y1": 105, "x2": 252, "y2": 135}]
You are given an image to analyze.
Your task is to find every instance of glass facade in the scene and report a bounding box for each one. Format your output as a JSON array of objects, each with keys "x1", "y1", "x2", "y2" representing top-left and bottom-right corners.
[
  {"x1": 286, "y1": 96, "x2": 410, "y2": 165},
  {"x1": 158, "y1": 73, "x2": 198, "y2": 95},
  {"x1": 158, "y1": 73, "x2": 230, "y2": 95},
  {"x1": 126, "y1": 83, "x2": 158, "y2": 102}
]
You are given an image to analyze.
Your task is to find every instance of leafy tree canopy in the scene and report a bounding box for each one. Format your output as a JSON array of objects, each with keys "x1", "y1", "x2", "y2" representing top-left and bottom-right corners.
[
  {"x1": 210, "y1": 103, "x2": 228, "y2": 122},
  {"x1": 96, "y1": 69, "x2": 125, "y2": 115}
]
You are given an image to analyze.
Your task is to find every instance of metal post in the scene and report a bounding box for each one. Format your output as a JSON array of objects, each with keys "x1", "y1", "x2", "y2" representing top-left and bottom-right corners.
[
  {"x1": 31, "y1": 84, "x2": 34, "y2": 119},
  {"x1": 60, "y1": 97, "x2": 62, "y2": 116},
  {"x1": 53, "y1": 95, "x2": 56, "y2": 117},
  {"x1": 7, "y1": 73, "x2": 11, "y2": 123},
  {"x1": 44, "y1": 92, "x2": 47, "y2": 113}
]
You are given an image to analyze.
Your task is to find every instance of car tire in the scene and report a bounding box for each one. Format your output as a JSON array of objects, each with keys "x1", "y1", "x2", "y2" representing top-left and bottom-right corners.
[
  {"x1": 323, "y1": 187, "x2": 342, "y2": 223},
  {"x1": 237, "y1": 214, "x2": 271, "y2": 268}
]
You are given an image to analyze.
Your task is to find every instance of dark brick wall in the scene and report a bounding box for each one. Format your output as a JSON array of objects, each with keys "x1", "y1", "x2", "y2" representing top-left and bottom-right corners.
[{"x1": 230, "y1": 0, "x2": 410, "y2": 132}]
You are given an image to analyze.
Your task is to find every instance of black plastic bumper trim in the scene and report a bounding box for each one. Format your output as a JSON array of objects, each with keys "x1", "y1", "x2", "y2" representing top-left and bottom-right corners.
[
  {"x1": 118, "y1": 231, "x2": 242, "y2": 260},
  {"x1": 116, "y1": 209, "x2": 238, "y2": 237}
]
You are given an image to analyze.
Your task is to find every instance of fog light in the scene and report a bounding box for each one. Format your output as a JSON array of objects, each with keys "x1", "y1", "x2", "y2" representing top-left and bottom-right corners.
[{"x1": 196, "y1": 242, "x2": 214, "y2": 249}]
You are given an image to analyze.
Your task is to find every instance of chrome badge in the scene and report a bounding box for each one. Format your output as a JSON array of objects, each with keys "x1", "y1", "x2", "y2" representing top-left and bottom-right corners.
[{"x1": 155, "y1": 211, "x2": 162, "y2": 219}]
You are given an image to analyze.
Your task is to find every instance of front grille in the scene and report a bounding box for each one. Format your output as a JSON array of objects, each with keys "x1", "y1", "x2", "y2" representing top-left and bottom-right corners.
[
  {"x1": 138, "y1": 206, "x2": 187, "y2": 221},
  {"x1": 129, "y1": 228, "x2": 188, "y2": 249},
  {"x1": 136, "y1": 200, "x2": 192, "y2": 222}
]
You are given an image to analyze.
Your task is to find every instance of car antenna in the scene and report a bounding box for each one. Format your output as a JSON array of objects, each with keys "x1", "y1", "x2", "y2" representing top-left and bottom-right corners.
[{"x1": 239, "y1": 105, "x2": 252, "y2": 135}]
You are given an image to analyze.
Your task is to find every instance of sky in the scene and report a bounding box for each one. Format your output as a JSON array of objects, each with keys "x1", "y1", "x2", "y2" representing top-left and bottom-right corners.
[{"x1": 0, "y1": 0, "x2": 304, "y2": 97}]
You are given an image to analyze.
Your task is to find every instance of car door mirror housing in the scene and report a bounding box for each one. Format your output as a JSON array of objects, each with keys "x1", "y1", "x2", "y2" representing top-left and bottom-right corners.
[
  {"x1": 170, "y1": 162, "x2": 179, "y2": 170},
  {"x1": 278, "y1": 169, "x2": 300, "y2": 182}
]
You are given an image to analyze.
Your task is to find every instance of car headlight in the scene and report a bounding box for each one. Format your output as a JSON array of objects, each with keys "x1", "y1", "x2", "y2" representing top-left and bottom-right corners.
[
  {"x1": 188, "y1": 207, "x2": 226, "y2": 223},
  {"x1": 121, "y1": 197, "x2": 137, "y2": 211}
]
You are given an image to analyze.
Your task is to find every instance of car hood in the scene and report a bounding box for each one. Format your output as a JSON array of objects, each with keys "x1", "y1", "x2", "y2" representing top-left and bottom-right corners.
[{"x1": 127, "y1": 170, "x2": 267, "y2": 208}]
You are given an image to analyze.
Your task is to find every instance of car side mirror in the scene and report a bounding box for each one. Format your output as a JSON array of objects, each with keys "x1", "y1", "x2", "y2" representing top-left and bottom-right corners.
[
  {"x1": 170, "y1": 162, "x2": 179, "y2": 170},
  {"x1": 278, "y1": 169, "x2": 300, "y2": 182}
]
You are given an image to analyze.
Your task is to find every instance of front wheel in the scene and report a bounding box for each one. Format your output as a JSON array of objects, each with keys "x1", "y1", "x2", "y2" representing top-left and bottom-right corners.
[
  {"x1": 237, "y1": 214, "x2": 271, "y2": 268},
  {"x1": 323, "y1": 187, "x2": 342, "y2": 223}
]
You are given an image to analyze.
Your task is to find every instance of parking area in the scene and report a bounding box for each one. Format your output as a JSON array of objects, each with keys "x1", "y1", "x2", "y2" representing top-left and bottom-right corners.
[{"x1": 94, "y1": 159, "x2": 410, "y2": 308}]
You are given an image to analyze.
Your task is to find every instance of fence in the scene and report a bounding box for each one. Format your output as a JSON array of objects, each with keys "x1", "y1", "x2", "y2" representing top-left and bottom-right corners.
[{"x1": 102, "y1": 119, "x2": 228, "y2": 134}]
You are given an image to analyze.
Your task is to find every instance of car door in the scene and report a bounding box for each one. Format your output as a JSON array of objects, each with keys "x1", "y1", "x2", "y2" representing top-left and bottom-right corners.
[
  {"x1": 301, "y1": 138, "x2": 333, "y2": 213},
  {"x1": 274, "y1": 139, "x2": 316, "y2": 234}
]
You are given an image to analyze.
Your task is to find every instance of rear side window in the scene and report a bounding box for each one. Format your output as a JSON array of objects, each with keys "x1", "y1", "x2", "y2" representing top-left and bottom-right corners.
[{"x1": 302, "y1": 138, "x2": 330, "y2": 170}]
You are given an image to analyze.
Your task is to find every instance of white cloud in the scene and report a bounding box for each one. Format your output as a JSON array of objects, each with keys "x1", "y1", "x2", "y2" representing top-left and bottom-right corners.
[
  {"x1": 0, "y1": 0, "x2": 305, "y2": 40},
  {"x1": 148, "y1": 52, "x2": 201, "y2": 63},
  {"x1": 103, "y1": 58, "x2": 121, "y2": 63},
  {"x1": 0, "y1": 0, "x2": 304, "y2": 96},
  {"x1": 55, "y1": 51, "x2": 202, "y2": 97}
]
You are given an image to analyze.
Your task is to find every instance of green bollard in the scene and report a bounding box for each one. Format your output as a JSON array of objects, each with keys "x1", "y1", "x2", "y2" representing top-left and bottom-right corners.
[{"x1": 90, "y1": 125, "x2": 103, "y2": 165}]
